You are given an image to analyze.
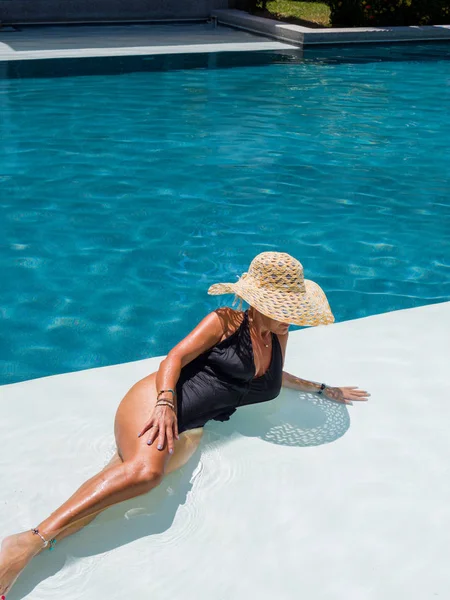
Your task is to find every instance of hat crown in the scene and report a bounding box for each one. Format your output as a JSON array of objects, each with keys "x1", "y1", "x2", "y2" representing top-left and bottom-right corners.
[
  {"x1": 207, "y1": 251, "x2": 334, "y2": 326},
  {"x1": 246, "y1": 252, "x2": 306, "y2": 293}
]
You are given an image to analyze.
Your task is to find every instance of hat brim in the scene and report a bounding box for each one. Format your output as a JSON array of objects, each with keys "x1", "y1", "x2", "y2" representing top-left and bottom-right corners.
[{"x1": 208, "y1": 279, "x2": 334, "y2": 327}]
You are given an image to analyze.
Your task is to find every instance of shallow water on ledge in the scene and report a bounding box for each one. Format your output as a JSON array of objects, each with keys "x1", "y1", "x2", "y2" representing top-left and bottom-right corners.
[{"x1": 1, "y1": 46, "x2": 450, "y2": 385}]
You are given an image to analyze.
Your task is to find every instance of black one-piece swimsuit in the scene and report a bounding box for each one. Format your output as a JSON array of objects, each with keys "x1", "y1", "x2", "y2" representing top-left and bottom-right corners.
[{"x1": 175, "y1": 309, "x2": 283, "y2": 434}]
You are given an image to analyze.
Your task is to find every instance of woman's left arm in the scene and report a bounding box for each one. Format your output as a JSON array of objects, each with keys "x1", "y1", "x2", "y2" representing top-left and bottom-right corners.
[
  {"x1": 278, "y1": 332, "x2": 370, "y2": 405},
  {"x1": 282, "y1": 371, "x2": 370, "y2": 405}
]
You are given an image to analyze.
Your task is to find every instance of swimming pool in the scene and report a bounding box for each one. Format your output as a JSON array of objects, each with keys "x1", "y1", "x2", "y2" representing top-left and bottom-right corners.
[{"x1": 1, "y1": 44, "x2": 449, "y2": 385}]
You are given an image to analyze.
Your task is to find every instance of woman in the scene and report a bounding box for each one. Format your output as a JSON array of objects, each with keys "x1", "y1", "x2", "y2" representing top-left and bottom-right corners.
[{"x1": 0, "y1": 251, "x2": 369, "y2": 597}]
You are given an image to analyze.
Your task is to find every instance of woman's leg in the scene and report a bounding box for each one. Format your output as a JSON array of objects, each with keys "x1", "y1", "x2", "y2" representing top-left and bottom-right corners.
[
  {"x1": 51, "y1": 428, "x2": 203, "y2": 546},
  {"x1": 54, "y1": 422, "x2": 203, "y2": 546},
  {"x1": 52, "y1": 450, "x2": 123, "y2": 544},
  {"x1": 0, "y1": 373, "x2": 203, "y2": 597}
]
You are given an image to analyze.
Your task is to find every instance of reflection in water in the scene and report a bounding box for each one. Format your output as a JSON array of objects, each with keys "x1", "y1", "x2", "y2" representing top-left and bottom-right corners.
[{"x1": 14, "y1": 456, "x2": 202, "y2": 599}]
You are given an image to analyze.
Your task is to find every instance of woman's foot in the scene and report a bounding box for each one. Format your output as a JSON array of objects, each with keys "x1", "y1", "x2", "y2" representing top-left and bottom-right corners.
[{"x1": 0, "y1": 531, "x2": 45, "y2": 597}]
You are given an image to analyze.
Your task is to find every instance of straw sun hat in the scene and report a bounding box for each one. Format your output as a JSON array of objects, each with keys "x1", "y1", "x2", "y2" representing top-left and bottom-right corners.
[{"x1": 208, "y1": 251, "x2": 334, "y2": 327}]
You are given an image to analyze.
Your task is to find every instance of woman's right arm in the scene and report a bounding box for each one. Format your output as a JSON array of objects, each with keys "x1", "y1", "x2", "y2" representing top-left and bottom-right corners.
[{"x1": 137, "y1": 308, "x2": 231, "y2": 454}]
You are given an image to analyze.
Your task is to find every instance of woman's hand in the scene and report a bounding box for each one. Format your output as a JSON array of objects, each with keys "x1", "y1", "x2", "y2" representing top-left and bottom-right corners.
[
  {"x1": 137, "y1": 404, "x2": 179, "y2": 455},
  {"x1": 323, "y1": 386, "x2": 370, "y2": 405}
]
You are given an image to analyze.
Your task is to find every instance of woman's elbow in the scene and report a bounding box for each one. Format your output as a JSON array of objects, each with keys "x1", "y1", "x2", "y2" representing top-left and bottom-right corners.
[{"x1": 161, "y1": 351, "x2": 183, "y2": 372}]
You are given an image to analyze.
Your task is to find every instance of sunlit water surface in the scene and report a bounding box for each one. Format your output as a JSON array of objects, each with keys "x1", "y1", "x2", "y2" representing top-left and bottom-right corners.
[{"x1": 1, "y1": 44, "x2": 449, "y2": 385}]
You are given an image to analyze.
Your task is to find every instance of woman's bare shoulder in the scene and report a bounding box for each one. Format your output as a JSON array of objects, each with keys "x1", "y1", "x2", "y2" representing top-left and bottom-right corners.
[{"x1": 214, "y1": 307, "x2": 245, "y2": 341}]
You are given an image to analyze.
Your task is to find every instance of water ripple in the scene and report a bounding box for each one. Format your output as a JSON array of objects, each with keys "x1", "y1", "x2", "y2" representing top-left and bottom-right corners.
[{"x1": 1, "y1": 50, "x2": 450, "y2": 384}]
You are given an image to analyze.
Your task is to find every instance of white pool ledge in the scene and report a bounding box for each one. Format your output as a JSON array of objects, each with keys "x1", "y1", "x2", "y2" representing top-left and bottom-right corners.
[
  {"x1": 0, "y1": 23, "x2": 296, "y2": 63},
  {"x1": 1, "y1": 300, "x2": 449, "y2": 599}
]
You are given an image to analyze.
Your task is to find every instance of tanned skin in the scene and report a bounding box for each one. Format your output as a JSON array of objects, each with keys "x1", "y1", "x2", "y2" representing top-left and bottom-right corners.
[{"x1": 0, "y1": 306, "x2": 369, "y2": 597}]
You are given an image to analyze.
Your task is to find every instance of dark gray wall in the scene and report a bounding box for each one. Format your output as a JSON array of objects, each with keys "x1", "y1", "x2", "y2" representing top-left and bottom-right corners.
[{"x1": 0, "y1": 0, "x2": 229, "y2": 24}]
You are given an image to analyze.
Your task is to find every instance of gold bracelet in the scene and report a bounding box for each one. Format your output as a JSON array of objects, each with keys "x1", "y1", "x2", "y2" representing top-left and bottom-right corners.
[
  {"x1": 156, "y1": 395, "x2": 174, "y2": 404},
  {"x1": 155, "y1": 401, "x2": 175, "y2": 410}
]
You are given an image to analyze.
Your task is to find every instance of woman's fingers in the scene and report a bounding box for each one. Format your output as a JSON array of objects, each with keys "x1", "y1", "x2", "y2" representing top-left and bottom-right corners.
[
  {"x1": 137, "y1": 407, "x2": 178, "y2": 453},
  {"x1": 341, "y1": 387, "x2": 370, "y2": 399},
  {"x1": 173, "y1": 419, "x2": 179, "y2": 442},
  {"x1": 137, "y1": 420, "x2": 155, "y2": 438},
  {"x1": 146, "y1": 424, "x2": 159, "y2": 445},
  {"x1": 156, "y1": 423, "x2": 166, "y2": 451},
  {"x1": 351, "y1": 390, "x2": 370, "y2": 398},
  {"x1": 323, "y1": 386, "x2": 371, "y2": 404},
  {"x1": 166, "y1": 426, "x2": 174, "y2": 455}
]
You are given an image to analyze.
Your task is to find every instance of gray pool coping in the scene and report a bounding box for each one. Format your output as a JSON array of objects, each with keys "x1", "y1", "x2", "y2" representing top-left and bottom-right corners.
[
  {"x1": 0, "y1": 14, "x2": 449, "y2": 65},
  {"x1": 0, "y1": 22, "x2": 296, "y2": 62},
  {"x1": 213, "y1": 9, "x2": 450, "y2": 46}
]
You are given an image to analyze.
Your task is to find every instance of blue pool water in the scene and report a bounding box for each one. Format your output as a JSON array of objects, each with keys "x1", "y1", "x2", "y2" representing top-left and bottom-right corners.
[{"x1": 1, "y1": 45, "x2": 450, "y2": 385}]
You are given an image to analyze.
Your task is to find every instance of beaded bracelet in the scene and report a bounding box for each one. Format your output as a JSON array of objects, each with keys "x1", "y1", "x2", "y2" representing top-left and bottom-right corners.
[
  {"x1": 156, "y1": 399, "x2": 174, "y2": 406},
  {"x1": 155, "y1": 400, "x2": 175, "y2": 410},
  {"x1": 31, "y1": 528, "x2": 57, "y2": 551},
  {"x1": 317, "y1": 383, "x2": 327, "y2": 395}
]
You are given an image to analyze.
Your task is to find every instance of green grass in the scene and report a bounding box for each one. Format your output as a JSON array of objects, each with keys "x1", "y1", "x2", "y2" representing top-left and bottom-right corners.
[{"x1": 256, "y1": 0, "x2": 331, "y2": 27}]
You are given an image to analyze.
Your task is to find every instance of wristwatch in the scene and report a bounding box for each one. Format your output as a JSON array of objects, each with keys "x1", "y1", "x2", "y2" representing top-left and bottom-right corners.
[{"x1": 317, "y1": 383, "x2": 327, "y2": 395}]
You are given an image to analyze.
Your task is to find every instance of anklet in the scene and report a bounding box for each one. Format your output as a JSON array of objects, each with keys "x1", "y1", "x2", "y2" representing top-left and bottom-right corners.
[{"x1": 31, "y1": 528, "x2": 57, "y2": 551}]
